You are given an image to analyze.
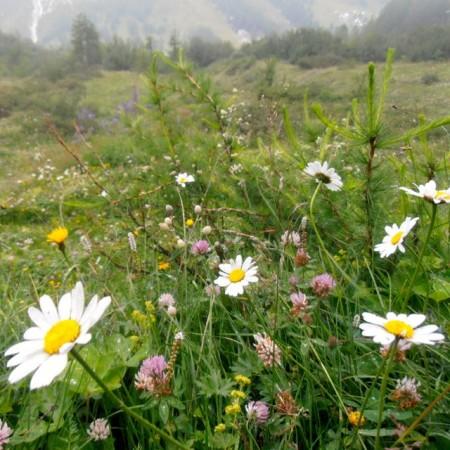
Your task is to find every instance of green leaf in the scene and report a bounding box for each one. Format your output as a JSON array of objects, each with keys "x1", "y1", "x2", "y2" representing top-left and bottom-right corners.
[{"x1": 209, "y1": 432, "x2": 239, "y2": 449}]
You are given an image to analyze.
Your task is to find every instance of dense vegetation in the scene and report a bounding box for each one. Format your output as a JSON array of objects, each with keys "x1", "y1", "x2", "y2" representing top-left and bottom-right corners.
[{"x1": 0, "y1": 43, "x2": 449, "y2": 449}]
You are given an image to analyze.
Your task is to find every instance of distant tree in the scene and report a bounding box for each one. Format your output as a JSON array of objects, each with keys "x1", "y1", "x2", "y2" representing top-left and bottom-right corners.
[
  {"x1": 71, "y1": 13, "x2": 101, "y2": 67},
  {"x1": 186, "y1": 37, "x2": 233, "y2": 67},
  {"x1": 169, "y1": 31, "x2": 180, "y2": 60}
]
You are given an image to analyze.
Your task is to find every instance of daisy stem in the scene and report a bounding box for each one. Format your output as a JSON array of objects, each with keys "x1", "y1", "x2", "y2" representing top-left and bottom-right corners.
[
  {"x1": 401, "y1": 203, "x2": 437, "y2": 306},
  {"x1": 374, "y1": 339, "x2": 398, "y2": 450},
  {"x1": 70, "y1": 348, "x2": 190, "y2": 450},
  {"x1": 309, "y1": 183, "x2": 354, "y2": 286},
  {"x1": 392, "y1": 381, "x2": 450, "y2": 447}
]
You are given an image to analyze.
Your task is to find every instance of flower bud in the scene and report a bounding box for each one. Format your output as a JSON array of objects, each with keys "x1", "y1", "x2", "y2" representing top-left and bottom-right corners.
[{"x1": 194, "y1": 205, "x2": 202, "y2": 214}]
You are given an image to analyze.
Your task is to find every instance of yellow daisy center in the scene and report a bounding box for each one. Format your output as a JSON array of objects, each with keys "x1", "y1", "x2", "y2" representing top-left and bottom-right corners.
[
  {"x1": 178, "y1": 177, "x2": 188, "y2": 183},
  {"x1": 384, "y1": 319, "x2": 414, "y2": 338},
  {"x1": 435, "y1": 190, "x2": 450, "y2": 202},
  {"x1": 390, "y1": 231, "x2": 404, "y2": 245},
  {"x1": 44, "y1": 319, "x2": 81, "y2": 354},
  {"x1": 229, "y1": 268, "x2": 246, "y2": 283}
]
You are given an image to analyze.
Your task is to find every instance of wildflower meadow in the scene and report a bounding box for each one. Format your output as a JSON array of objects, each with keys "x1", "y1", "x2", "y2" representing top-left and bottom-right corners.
[{"x1": 0, "y1": 50, "x2": 449, "y2": 450}]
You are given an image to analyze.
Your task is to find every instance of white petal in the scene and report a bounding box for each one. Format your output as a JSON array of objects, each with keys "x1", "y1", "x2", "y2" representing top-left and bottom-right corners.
[
  {"x1": 214, "y1": 276, "x2": 230, "y2": 287},
  {"x1": 8, "y1": 352, "x2": 49, "y2": 384},
  {"x1": 30, "y1": 354, "x2": 68, "y2": 390},
  {"x1": 82, "y1": 296, "x2": 111, "y2": 332},
  {"x1": 6, "y1": 342, "x2": 43, "y2": 367},
  {"x1": 413, "y1": 324, "x2": 439, "y2": 335},
  {"x1": 235, "y1": 255, "x2": 243, "y2": 267},
  {"x1": 247, "y1": 275, "x2": 258, "y2": 283},
  {"x1": 360, "y1": 323, "x2": 383, "y2": 336},
  {"x1": 5, "y1": 339, "x2": 43, "y2": 357},
  {"x1": 28, "y1": 307, "x2": 51, "y2": 330},
  {"x1": 361, "y1": 313, "x2": 386, "y2": 326},
  {"x1": 39, "y1": 295, "x2": 58, "y2": 323},
  {"x1": 409, "y1": 333, "x2": 445, "y2": 345},
  {"x1": 386, "y1": 312, "x2": 397, "y2": 320},
  {"x1": 75, "y1": 333, "x2": 92, "y2": 345},
  {"x1": 70, "y1": 282, "x2": 85, "y2": 321},
  {"x1": 79, "y1": 295, "x2": 98, "y2": 328},
  {"x1": 59, "y1": 342, "x2": 76, "y2": 354},
  {"x1": 218, "y1": 263, "x2": 232, "y2": 273},
  {"x1": 58, "y1": 292, "x2": 72, "y2": 320},
  {"x1": 24, "y1": 327, "x2": 45, "y2": 340},
  {"x1": 225, "y1": 283, "x2": 243, "y2": 297},
  {"x1": 242, "y1": 257, "x2": 254, "y2": 271},
  {"x1": 405, "y1": 314, "x2": 426, "y2": 328},
  {"x1": 373, "y1": 333, "x2": 395, "y2": 345}
]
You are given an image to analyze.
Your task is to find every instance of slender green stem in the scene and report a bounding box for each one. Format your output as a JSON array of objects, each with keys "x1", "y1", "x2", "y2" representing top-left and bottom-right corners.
[
  {"x1": 393, "y1": 382, "x2": 450, "y2": 446},
  {"x1": 71, "y1": 348, "x2": 190, "y2": 450},
  {"x1": 309, "y1": 183, "x2": 354, "y2": 286},
  {"x1": 374, "y1": 339, "x2": 398, "y2": 450},
  {"x1": 349, "y1": 350, "x2": 390, "y2": 447},
  {"x1": 401, "y1": 203, "x2": 437, "y2": 306}
]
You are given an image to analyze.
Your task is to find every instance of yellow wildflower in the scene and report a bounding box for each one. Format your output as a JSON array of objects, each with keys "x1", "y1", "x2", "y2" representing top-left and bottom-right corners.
[
  {"x1": 158, "y1": 261, "x2": 170, "y2": 271},
  {"x1": 234, "y1": 374, "x2": 251, "y2": 386},
  {"x1": 225, "y1": 403, "x2": 241, "y2": 415},
  {"x1": 230, "y1": 390, "x2": 246, "y2": 399},
  {"x1": 214, "y1": 423, "x2": 226, "y2": 433},
  {"x1": 347, "y1": 410, "x2": 366, "y2": 427},
  {"x1": 185, "y1": 218, "x2": 194, "y2": 227},
  {"x1": 47, "y1": 226, "x2": 68, "y2": 245}
]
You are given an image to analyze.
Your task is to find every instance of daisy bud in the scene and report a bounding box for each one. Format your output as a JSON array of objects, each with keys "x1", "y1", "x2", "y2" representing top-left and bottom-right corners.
[
  {"x1": 194, "y1": 205, "x2": 202, "y2": 214},
  {"x1": 87, "y1": 418, "x2": 111, "y2": 441},
  {"x1": 128, "y1": 232, "x2": 137, "y2": 252},
  {"x1": 202, "y1": 225, "x2": 212, "y2": 235},
  {"x1": 176, "y1": 239, "x2": 186, "y2": 248}
]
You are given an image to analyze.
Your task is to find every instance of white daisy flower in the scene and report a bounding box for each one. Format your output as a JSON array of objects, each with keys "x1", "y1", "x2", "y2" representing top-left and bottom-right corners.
[
  {"x1": 304, "y1": 161, "x2": 343, "y2": 191},
  {"x1": 4, "y1": 282, "x2": 111, "y2": 390},
  {"x1": 214, "y1": 255, "x2": 258, "y2": 297},
  {"x1": 400, "y1": 180, "x2": 450, "y2": 204},
  {"x1": 374, "y1": 216, "x2": 419, "y2": 258},
  {"x1": 360, "y1": 312, "x2": 445, "y2": 346},
  {"x1": 175, "y1": 172, "x2": 195, "y2": 187}
]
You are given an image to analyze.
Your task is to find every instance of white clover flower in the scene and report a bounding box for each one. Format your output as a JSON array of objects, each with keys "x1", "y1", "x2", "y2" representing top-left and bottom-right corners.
[
  {"x1": 87, "y1": 418, "x2": 111, "y2": 441},
  {"x1": 214, "y1": 255, "x2": 258, "y2": 297},
  {"x1": 5, "y1": 282, "x2": 111, "y2": 390},
  {"x1": 374, "y1": 217, "x2": 419, "y2": 258},
  {"x1": 400, "y1": 180, "x2": 450, "y2": 204},
  {"x1": 175, "y1": 172, "x2": 195, "y2": 187},
  {"x1": 359, "y1": 312, "x2": 445, "y2": 346},
  {"x1": 304, "y1": 161, "x2": 343, "y2": 191}
]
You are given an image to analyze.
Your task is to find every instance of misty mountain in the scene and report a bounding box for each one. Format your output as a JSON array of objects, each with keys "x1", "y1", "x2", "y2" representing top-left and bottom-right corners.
[{"x1": 0, "y1": 0, "x2": 388, "y2": 47}]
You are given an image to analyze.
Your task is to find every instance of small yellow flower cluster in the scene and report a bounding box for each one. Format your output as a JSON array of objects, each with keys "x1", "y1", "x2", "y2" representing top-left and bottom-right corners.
[
  {"x1": 158, "y1": 261, "x2": 170, "y2": 271},
  {"x1": 185, "y1": 218, "x2": 195, "y2": 227},
  {"x1": 48, "y1": 279, "x2": 61, "y2": 289},
  {"x1": 131, "y1": 303, "x2": 156, "y2": 330},
  {"x1": 234, "y1": 374, "x2": 251, "y2": 386},
  {"x1": 220, "y1": 374, "x2": 252, "y2": 423},
  {"x1": 214, "y1": 423, "x2": 226, "y2": 433},
  {"x1": 347, "y1": 410, "x2": 366, "y2": 427},
  {"x1": 225, "y1": 403, "x2": 241, "y2": 415}
]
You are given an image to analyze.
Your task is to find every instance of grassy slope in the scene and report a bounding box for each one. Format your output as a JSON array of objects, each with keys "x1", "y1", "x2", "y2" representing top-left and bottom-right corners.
[{"x1": 1, "y1": 60, "x2": 449, "y2": 198}]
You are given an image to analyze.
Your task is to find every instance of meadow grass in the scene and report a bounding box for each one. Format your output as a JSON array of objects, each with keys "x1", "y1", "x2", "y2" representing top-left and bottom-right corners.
[{"x1": 0, "y1": 53, "x2": 449, "y2": 449}]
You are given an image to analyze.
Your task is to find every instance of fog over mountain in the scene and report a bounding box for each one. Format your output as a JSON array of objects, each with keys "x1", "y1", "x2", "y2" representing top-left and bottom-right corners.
[{"x1": 0, "y1": 0, "x2": 388, "y2": 47}]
